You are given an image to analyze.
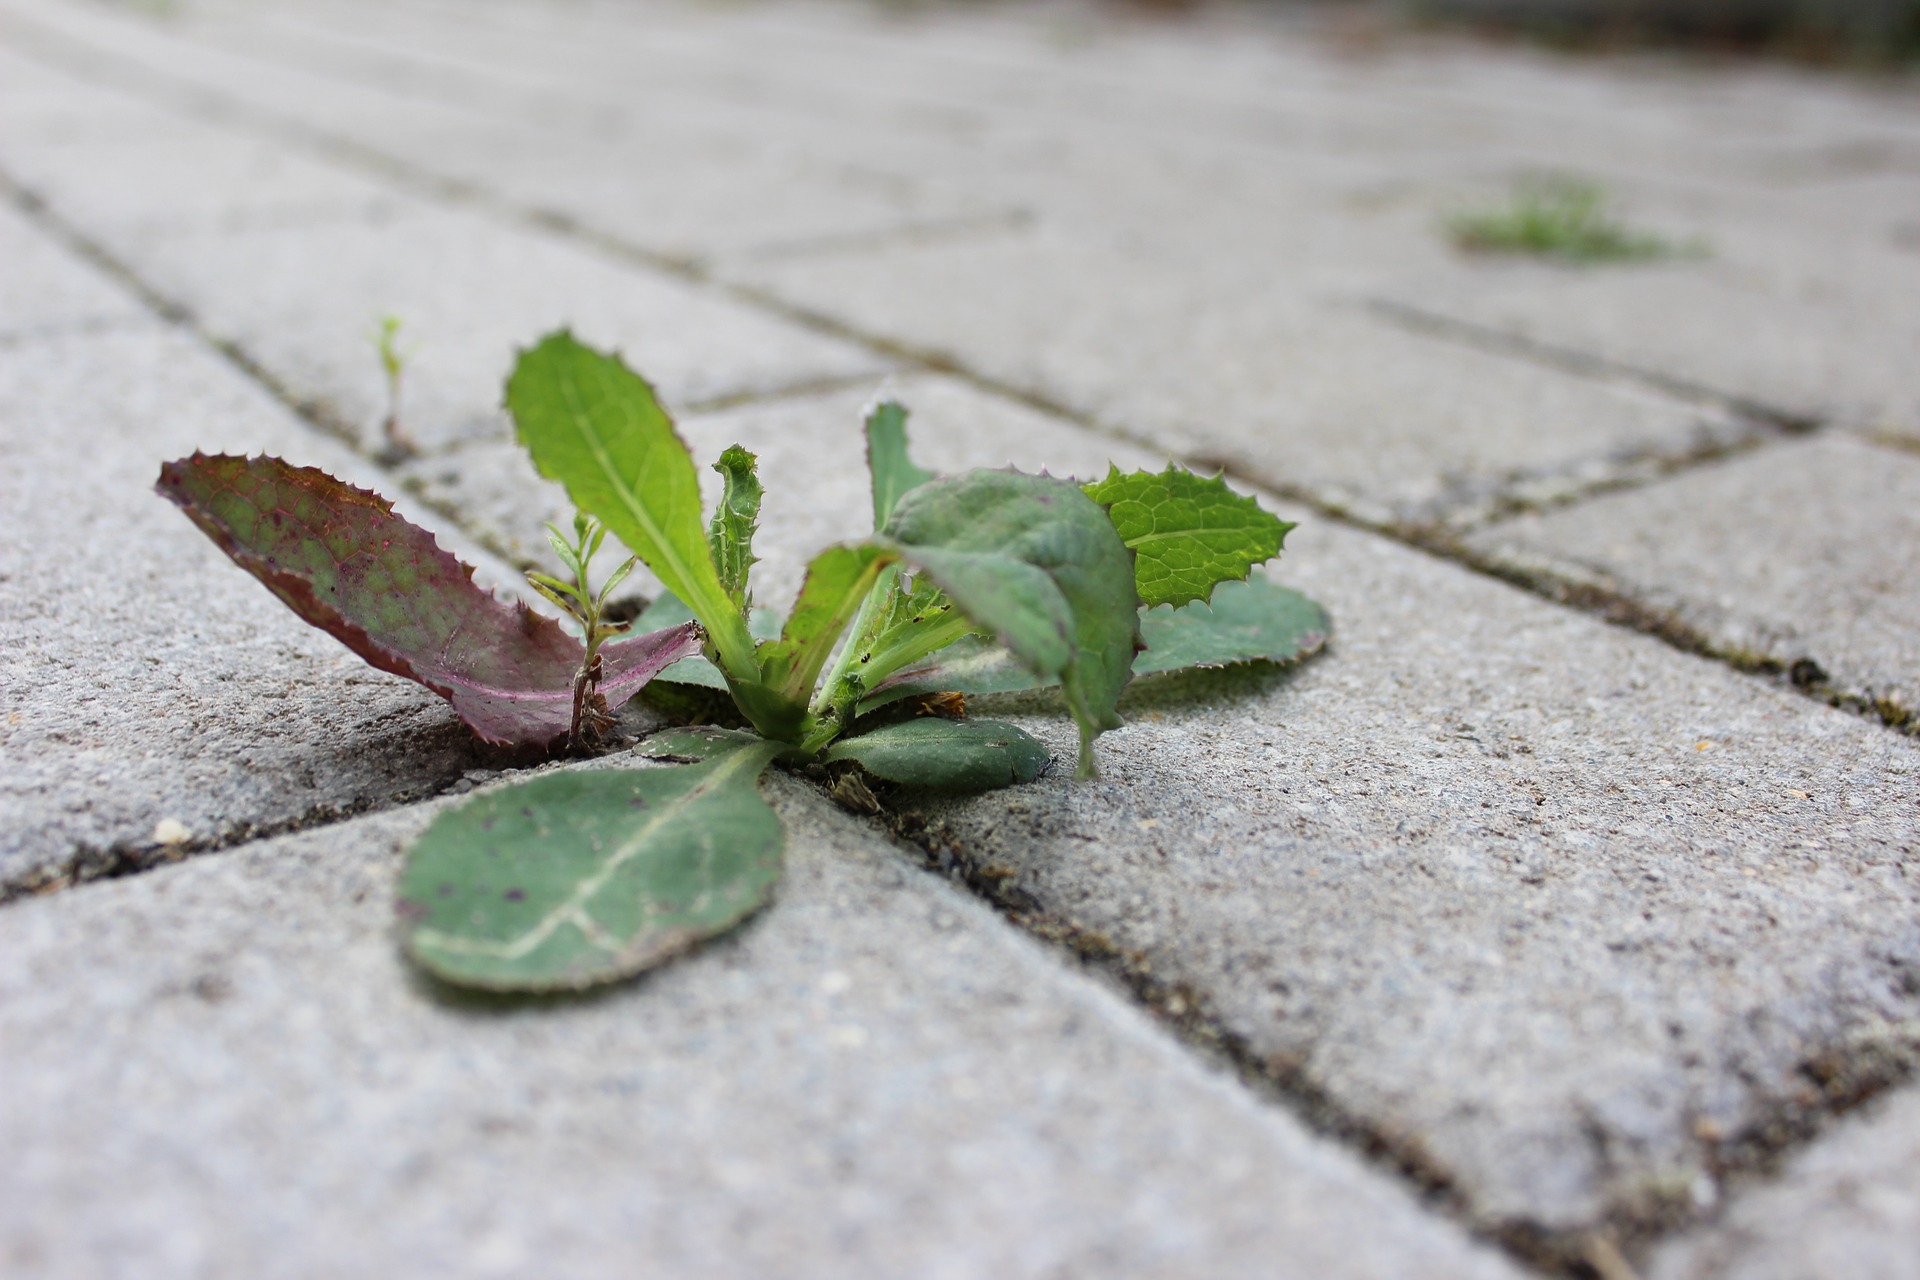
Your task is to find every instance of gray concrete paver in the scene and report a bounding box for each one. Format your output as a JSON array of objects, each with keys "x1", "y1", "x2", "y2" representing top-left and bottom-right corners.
[
  {"x1": 1388, "y1": 224, "x2": 1920, "y2": 434},
  {"x1": 1466, "y1": 434, "x2": 1920, "y2": 720},
  {"x1": 111, "y1": 203, "x2": 891, "y2": 454},
  {"x1": 0, "y1": 199, "x2": 144, "y2": 340},
  {"x1": 0, "y1": 0, "x2": 1009, "y2": 268},
  {"x1": 0, "y1": 774, "x2": 1525, "y2": 1280},
  {"x1": 1, "y1": 122, "x2": 408, "y2": 244},
  {"x1": 741, "y1": 228, "x2": 1744, "y2": 526},
  {"x1": 1648, "y1": 1083, "x2": 1920, "y2": 1280}
]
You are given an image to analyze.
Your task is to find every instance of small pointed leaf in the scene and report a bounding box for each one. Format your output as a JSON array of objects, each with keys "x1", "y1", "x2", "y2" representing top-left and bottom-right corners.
[
  {"x1": 866, "y1": 400, "x2": 935, "y2": 529},
  {"x1": 156, "y1": 453, "x2": 701, "y2": 747},
  {"x1": 400, "y1": 738, "x2": 785, "y2": 991},
  {"x1": 1082, "y1": 466, "x2": 1294, "y2": 608},
  {"x1": 826, "y1": 719, "x2": 1049, "y2": 791}
]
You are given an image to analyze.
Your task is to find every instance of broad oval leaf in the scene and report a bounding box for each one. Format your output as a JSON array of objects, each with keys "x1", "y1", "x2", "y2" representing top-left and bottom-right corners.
[
  {"x1": 400, "y1": 738, "x2": 785, "y2": 991},
  {"x1": 1082, "y1": 466, "x2": 1294, "y2": 609},
  {"x1": 505, "y1": 332, "x2": 757, "y2": 679},
  {"x1": 880, "y1": 469, "x2": 1141, "y2": 777},
  {"x1": 156, "y1": 453, "x2": 702, "y2": 747},
  {"x1": 861, "y1": 577, "x2": 1330, "y2": 710},
  {"x1": 826, "y1": 718, "x2": 1049, "y2": 791}
]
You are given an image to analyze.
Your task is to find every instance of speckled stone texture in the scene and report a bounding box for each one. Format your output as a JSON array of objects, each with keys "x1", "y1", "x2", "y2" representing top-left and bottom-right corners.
[{"x1": 0, "y1": 773, "x2": 1525, "y2": 1280}]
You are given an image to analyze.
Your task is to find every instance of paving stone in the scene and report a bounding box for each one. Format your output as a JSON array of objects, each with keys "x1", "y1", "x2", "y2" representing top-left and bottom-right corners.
[
  {"x1": 0, "y1": 306, "x2": 528, "y2": 895},
  {"x1": 1648, "y1": 1083, "x2": 1920, "y2": 1280},
  {"x1": 0, "y1": 773, "x2": 1525, "y2": 1280},
  {"x1": 0, "y1": 199, "x2": 144, "y2": 341},
  {"x1": 0, "y1": 109, "x2": 408, "y2": 245},
  {"x1": 904, "y1": 515, "x2": 1920, "y2": 1237},
  {"x1": 103, "y1": 203, "x2": 890, "y2": 455},
  {"x1": 1465, "y1": 434, "x2": 1920, "y2": 719},
  {"x1": 740, "y1": 227, "x2": 1744, "y2": 526},
  {"x1": 0, "y1": 0, "x2": 1007, "y2": 267}
]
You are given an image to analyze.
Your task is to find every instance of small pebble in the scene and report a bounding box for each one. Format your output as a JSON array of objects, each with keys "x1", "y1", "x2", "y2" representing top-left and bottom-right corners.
[{"x1": 152, "y1": 818, "x2": 192, "y2": 847}]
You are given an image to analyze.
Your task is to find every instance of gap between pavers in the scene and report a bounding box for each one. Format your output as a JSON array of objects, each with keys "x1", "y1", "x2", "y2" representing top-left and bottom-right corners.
[
  {"x1": 0, "y1": 286, "x2": 548, "y2": 896},
  {"x1": 1647, "y1": 1078, "x2": 1920, "y2": 1280},
  {"x1": 0, "y1": 769, "x2": 1527, "y2": 1280},
  {"x1": 1465, "y1": 433, "x2": 1920, "y2": 727}
]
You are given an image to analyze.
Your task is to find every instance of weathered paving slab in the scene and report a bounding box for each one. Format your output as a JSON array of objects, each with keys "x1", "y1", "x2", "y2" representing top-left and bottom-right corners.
[
  {"x1": 0, "y1": 51, "x2": 893, "y2": 456},
  {"x1": 739, "y1": 228, "x2": 1746, "y2": 527},
  {"x1": 0, "y1": 281, "x2": 522, "y2": 895},
  {"x1": 0, "y1": 199, "x2": 143, "y2": 341},
  {"x1": 1648, "y1": 1082, "x2": 1920, "y2": 1280},
  {"x1": 0, "y1": 773, "x2": 1525, "y2": 1280},
  {"x1": 908, "y1": 515, "x2": 1920, "y2": 1242},
  {"x1": 115, "y1": 203, "x2": 892, "y2": 455},
  {"x1": 0, "y1": 0, "x2": 1007, "y2": 269},
  {"x1": 1466, "y1": 434, "x2": 1920, "y2": 721}
]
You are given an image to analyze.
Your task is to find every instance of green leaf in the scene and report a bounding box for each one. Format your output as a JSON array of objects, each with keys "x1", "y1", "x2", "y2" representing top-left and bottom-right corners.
[
  {"x1": 1082, "y1": 466, "x2": 1293, "y2": 609},
  {"x1": 826, "y1": 718, "x2": 1050, "y2": 791},
  {"x1": 399, "y1": 738, "x2": 784, "y2": 992},
  {"x1": 156, "y1": 453, "x2": 702, "y2": 748},
  {"x1": 1133, "y1": 576, "x2": 1330, "y2": 675},
  {"x1": 504, "y1": 332, "x2": 756, "y2": 680},
  {"x1": 865, "y1": 400, "x2": 934, "y2": 530},
  {"x1": 707, "y1": 445, "x2": 763, "y2": 613},
  {"x1": 880, "y1": 470, "x2": 1141, "y2": 778},
  {"x1": 757, "y1": 545, "x2": 895, "y2": 707},
  {"x1": 860, "y1": 576, "x2": 1330, "y2": 710}
]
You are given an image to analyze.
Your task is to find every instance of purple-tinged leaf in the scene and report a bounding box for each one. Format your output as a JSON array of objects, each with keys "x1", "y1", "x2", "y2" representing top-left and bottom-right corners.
[{"x1": 156, "y1": 453, "x2": 702, "y2": 747}]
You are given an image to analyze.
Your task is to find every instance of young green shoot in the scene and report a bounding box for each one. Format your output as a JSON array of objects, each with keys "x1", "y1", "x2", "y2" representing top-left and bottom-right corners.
[
  {"x1": 525, "y1": 513, "x2": 641, "y2": 747},
  {"x1": 369, "y1": 313, "x2": 417, "y2": 461},
  {"x1": 1449, "y1": 177, "x2": 1695, "y2": 264}
]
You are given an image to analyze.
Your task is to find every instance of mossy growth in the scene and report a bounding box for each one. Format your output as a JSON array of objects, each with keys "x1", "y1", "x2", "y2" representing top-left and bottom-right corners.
[{"x1": 1449, "y1": 177, "x2": 1699, "y2": 265}]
